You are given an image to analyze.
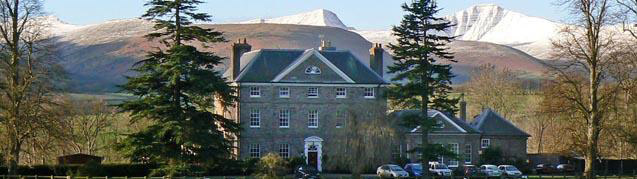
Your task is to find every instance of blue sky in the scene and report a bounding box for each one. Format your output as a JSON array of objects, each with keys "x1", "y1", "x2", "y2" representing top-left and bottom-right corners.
[{"x1": 44, "y1": 0, "x2": 566, "y2": 30}]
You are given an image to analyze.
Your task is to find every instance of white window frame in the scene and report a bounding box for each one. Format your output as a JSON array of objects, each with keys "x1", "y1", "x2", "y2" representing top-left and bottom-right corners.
[
  {"x1": 250, "y1": 87, "x2": 261, "y2": 98},
  {"x1": 279, "y1": 144, "x2": 289, "y2": 159},
  {"x1": 279, "y1": 87, "x2": 290, "y2": 98},
  {"x1": 308, "y1": 110, "x2": 319, "y2": 128},
  {"x1": 307, "y1": 87, "x2": 319, "y2": 98},
  {"x1": 250, "y1": 109, "x2": 260, "y2": 128},
  {"x1": 336, "y1": 87, "x2": 347, "y2": 98},
  {"x1": 336, "y1": 110, "x2": 346, "y2": 128},
  {"x1": 249, "y1": 144, "x2": 260, "y2": 158},
  {"x1": 449, "y1": 143, "x2": 459, "y2": 167},
  {"x1": 364, "y1": 87, "x2": 375, "y2": 99},
  {"x1": 279, "y1": 109, "x2": 290, "y2": 128},
  {"x1": 481, "y1": 139, "x2": 491, "y2": 149},
  {"x1": 464, "y1": 144, "x2": 472, "y2": 164}
]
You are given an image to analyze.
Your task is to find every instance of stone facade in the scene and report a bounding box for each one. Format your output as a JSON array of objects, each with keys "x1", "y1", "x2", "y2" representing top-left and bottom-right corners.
[
  {"x1": 223, "y1": 40, "x2": 388, "y2": 171},
  {"x1": 396, "y1": 109, "x2": 531, "y2": 167},
  {"x1": 236, "y1": 85, "x2": 387, "y2": 159}
]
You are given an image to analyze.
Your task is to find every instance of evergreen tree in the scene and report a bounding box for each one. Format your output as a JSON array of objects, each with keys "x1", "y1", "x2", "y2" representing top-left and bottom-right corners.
[
  {"x1": 387, "y1": 0, "x2": 458, "y2": 178},
  {"x1": 117, "y1": 0, "x2": 239, "y2": 176}
]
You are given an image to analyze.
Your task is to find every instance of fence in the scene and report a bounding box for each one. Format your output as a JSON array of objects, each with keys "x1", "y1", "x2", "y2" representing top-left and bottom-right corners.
[{"x1": 2, "y1": 175, "x2": 637, "y2": 179}]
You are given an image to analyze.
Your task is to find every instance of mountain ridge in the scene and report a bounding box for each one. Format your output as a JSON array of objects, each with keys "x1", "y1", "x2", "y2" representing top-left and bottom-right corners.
[{"x1": 44, "y1": 6, "x2": 549, "y2": 92}]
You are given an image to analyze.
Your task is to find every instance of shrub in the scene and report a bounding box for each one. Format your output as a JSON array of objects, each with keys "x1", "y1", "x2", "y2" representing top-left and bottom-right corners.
[
  {"x1": 254, "y1": 153, "x2": 288, "y2": 179},
  {"x1": 286, "y1": 156, "x2": 305, "y2": 173},
  {"x1": 480, "y1": 147, "x2": 503, "y2": 165}
]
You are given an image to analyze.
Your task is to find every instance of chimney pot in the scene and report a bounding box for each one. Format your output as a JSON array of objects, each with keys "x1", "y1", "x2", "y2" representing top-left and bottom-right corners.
[{"x1": 319, "y1": 39, "x2": 336, "y2": 51}]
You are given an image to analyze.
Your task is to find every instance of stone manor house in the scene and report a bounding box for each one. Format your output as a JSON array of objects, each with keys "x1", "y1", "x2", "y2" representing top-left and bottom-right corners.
[{"x1": 221, "y1": 39, "x2": 529, "y2": 171}]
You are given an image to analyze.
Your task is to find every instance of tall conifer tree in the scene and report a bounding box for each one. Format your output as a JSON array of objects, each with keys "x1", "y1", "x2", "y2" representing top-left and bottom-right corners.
[
  {"x1": 117, "y1": 0, "x2": 239, "y2": 176},
  {"x1": 387, "y1": 0, "x2": 458, "y2": 178}
]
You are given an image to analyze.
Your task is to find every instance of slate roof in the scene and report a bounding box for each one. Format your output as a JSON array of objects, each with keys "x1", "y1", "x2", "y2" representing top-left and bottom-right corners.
[
  {"x1": 226, "y1": 49, "x2": 386, "y2": 84},
  {"x1": 471, "y1": 109, "x2": 531, "y2": 137},
  {"x1": 391, "y1": 109, "x2": 480, "y2": 134}
]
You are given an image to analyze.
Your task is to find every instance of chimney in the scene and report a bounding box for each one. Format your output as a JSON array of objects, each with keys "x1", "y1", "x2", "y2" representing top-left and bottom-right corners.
[
  {"x1": 460, "y1": 93, "x2": 467, "y2": 121},
  {"x1": 319, "y1": 40, "x2": 336, "y2": 51},
  {"x1": 370, "y1": 43, "x2": 384, "y2": 78},
  {"x1": 231, "y1": 38, "x2": 251, "y2": 80}
]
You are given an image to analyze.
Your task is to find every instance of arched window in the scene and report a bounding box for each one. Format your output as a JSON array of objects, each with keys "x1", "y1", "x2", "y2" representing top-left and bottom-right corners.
[{"x1": 305, "y1": 66, "x2": 321, "y2": 75}]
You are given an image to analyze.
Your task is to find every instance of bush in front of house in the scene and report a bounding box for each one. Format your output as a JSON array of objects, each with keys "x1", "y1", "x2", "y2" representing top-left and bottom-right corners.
[
  {"x1": 480, "y1": 147, "x2": 504, "y2": 165},
  {"x1": 254, "y1": 153, "x2": 288, "y2": 179}
]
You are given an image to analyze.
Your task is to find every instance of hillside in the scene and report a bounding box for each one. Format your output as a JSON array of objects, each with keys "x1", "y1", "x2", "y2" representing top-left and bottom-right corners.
[{"x1": 52, "y1": 19, "x2": 547, "y2": 93}]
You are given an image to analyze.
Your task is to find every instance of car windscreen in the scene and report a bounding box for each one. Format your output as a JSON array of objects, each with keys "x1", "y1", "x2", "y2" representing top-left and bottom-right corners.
[
  {"x1": 486, "y1": 166, "x2": 498, "y2": 170},
  {"x1": 434, "y1": 164, "x2": 449, "y2": 169},
  {"x1": 411, "y1": 164, "x2": 423, "y2": 171},
  {"x1": 506, "y1": 166, "x2": 520, "y2": 171},
  {"x1": 390, "y1": 166, "x2": 404, "y2": 171}
]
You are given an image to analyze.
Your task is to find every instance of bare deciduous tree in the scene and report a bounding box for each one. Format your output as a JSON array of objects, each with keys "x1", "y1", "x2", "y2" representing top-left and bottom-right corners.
[
  {"x1": 463, "y1": 64, "x2": 526, "y2": 120},
  {"x1": 551, "y1": 0, "x2": 619, "y2": 177},
  {"x1": 0, "y1": 0, "x2": 61, "y2": 174},
  {"x1": 324, "y1": 106, "x2": 399, "y2": 178}
]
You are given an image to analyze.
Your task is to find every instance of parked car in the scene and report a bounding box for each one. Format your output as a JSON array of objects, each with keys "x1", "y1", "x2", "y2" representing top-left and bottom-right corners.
[
  {"x1": 535, "y1": 164, "x2": 558, "y2": 174},
  {"x1": 429, "y1": 162, "x2": 453, "y2": 176},
  {"x1": 499, "y1": 165, "x2": 524, "y2": 178},
  {"x1": 455, "y1": 165, "x2": 480, "y2": 177},
  {"x1": 480, "y1": 165, "x2": 503, "y2": 176},
  {"x1": 294, "y1": 165, "x2": 320, "y2": 179},
  {"x1": 404, "y1": 163, "x2": 425, "y2": 177},
  {"x1": 377, "y1": 164, "x2": 410, "y2": 178},
  {"x1": 556, "y1": 164, "x2": 575, "y2": 173}
]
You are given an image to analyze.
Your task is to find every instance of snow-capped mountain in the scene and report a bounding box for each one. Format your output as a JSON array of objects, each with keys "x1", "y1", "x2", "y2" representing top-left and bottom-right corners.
[
  {"x1": 444, "y1": 4, "x2": 564, "y2": 59},
  {"x1": 240, "y1": 9, "x2": 352, "y2": 30},
  {"x1": 236, "y1": 6, "x2": 563, "y2": 59},
  {"x1": 446, "y1": 4, "x2": 562, "y2": 44},
  {"x1": 37, "y1": 16, "x2": 83, "y2": 35}
]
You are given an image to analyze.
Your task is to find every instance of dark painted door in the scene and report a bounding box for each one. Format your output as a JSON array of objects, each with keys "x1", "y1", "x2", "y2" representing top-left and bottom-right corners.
[{"x1": 308, "y1": 152, "x2": 318, "y2": 168}]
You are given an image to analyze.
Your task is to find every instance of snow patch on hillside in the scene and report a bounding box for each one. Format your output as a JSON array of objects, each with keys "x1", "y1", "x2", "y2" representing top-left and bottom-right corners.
[
  {"x1": 240, "y1": 9, "x2": 352, "y2": 30},
  {"x1": 37, "y1": 16, "x2": 83, "y2": 35}
]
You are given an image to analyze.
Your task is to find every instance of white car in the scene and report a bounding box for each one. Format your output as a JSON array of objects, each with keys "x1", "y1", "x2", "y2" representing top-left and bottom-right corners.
[
  {"x1": 429, "y1": 162, "x2": 453, "y2": 176},
  {"x1": 377, "y1": 164, "x2": 410, "y2": 178},
  {"x1": 481, "y1": 164, "x2": 503, "y2": 176},
  {"x1": 499, "y1": 165, "x2": 524, "y2": 178}
]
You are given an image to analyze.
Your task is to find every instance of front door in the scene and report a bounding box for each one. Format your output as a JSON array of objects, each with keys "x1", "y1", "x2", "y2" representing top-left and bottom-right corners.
[
  {"x1": 308, "y1": 152, "x2": 318, "y2": 168},
  {"x1": 304, "y1": 136, "x2": 323, "y2": 171}
]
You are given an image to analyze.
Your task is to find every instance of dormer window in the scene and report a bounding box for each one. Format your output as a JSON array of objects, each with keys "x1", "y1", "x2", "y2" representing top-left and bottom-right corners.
[{"x1": 305, "y1": 66, "x2": 321, "y2": 75}]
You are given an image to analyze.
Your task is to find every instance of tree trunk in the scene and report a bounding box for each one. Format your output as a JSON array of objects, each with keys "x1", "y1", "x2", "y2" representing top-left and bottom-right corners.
[
  {"x1": 8, "y1": 139, "x2": 21, "y2": 175},
  {"x1": 421, "y1": 90, "x2": 430, "y2": 179},
  {"x1": 585, "y1": 64, "x2": 601, "y2": 179},
  {"x1": 584, "y1": 113, "x2": 601, "y2": 179},
  {"x1": 537, "y1": 127, "x2": 545, "y2": 154}
]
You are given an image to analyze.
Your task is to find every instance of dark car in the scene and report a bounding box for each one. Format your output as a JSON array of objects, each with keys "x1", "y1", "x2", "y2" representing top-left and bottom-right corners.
[
  {"x1": 535, "y1": 164, "x2": 558, "y2": 174},
  {"x1": 294, "y1": 165, "x2": 320, "y2": 179},
  {"x1": 404, "y1": 163, "x2": 425, "y2": 177},
  {"x1": 456, "y1": 165, "x2": 480, "y2": 177},
  {"x1": 556, "y1": 164, "x2": 575, "y2": 173}
]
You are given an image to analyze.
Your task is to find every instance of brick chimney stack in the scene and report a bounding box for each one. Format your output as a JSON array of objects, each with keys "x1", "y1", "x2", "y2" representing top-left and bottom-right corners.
[
  {"x1": 370, "y1": 43, "x2": 384, "y2": 78},
  {"x1": 231, "y1": 38, "x2": 251, "y2": 80},
  {"x1": 460, "y1": 93, "x2": 467, "y2": 121}
]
